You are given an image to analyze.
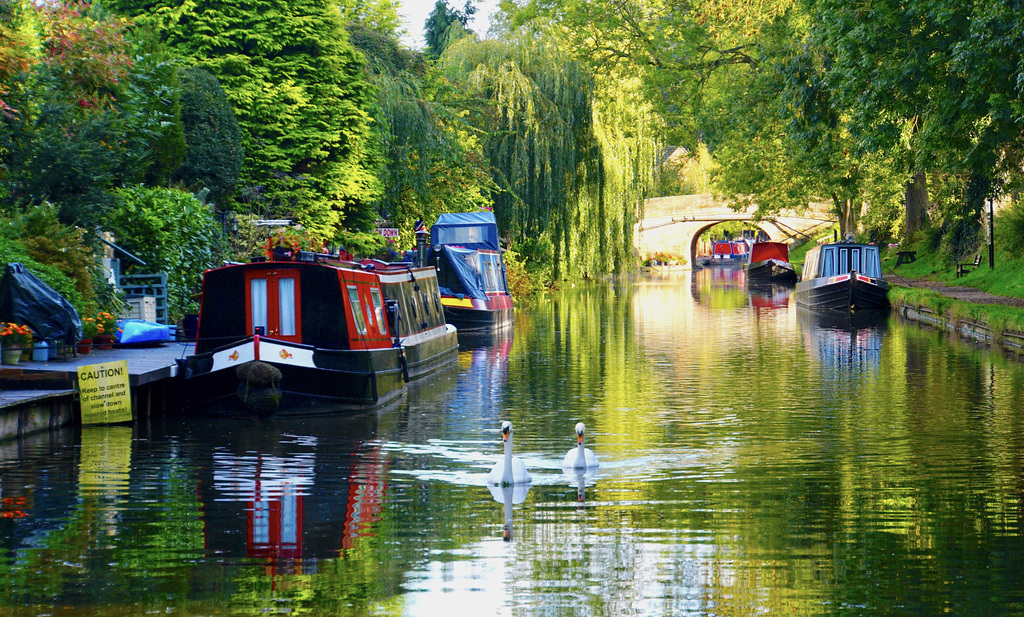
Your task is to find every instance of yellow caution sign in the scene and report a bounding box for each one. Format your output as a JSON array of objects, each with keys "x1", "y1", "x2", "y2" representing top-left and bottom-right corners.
[{"x1": 78, "y1": 360, "x2": 133, "y2": 425}]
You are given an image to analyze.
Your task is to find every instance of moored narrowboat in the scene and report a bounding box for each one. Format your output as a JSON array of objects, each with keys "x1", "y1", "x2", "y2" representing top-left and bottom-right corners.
[
  {"x1": 177, "y1": 251, "x2": 458, "y2": 417},
  {"x1": 709, "y1": 240, "x2": 749, "y2": 264},
  {"x1": 429, "y1": 212, "x2": 514, "y2": 332},
  {"x1": 794, "y1": 239, "x2": 889, "y2": 311},
  {"x1": 744, "y1": 241, "x2": 797, "y2": 284}
]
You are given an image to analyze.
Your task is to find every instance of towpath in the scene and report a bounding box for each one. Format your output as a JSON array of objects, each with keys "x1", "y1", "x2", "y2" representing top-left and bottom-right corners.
[{"x1": 883, "y1": 272, "x2": 1024, "y2": 309}]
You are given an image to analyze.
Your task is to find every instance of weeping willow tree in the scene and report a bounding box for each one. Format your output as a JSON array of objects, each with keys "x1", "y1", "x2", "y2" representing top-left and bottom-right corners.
[
  {"x1": 440, "y1": 32, "x2": 659, "y2": 278},
  {"x1": 348, "y1": 23, "x2": 496, "y2": 251}
]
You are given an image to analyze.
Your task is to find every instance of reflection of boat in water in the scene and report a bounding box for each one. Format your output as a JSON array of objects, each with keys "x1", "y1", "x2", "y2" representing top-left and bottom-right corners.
[
  {"x1": 748, "y1": 283, "x2": 792, "y2": 310},
  {"x1": 745, "y1": 241, "x2": 797, "y2": 284},
  {"x1": 196, "y1": 413, "x2": 388, "y2": 566},
  {"x1": 430, "y1": 212, "x2": 514, "y2": 332},
  {"x1": 798, "y1": 306, "x2": 888, "y2": 368},
  {"x1": 457, "y1": 322, "x2": 514, "y2": 353},
  {"x1": 794, "y1": 239, "x2": 889, "y2": 311}
]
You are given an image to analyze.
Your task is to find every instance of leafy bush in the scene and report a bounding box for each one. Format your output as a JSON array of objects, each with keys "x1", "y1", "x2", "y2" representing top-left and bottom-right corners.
[
  {"x1": 14, "y1": 203, "x2": 98, "y2": 306},
  {"x1": 502, "y1": 248, "x2": 540, "y2": 299},
  {"x1": 108, "y1": 186, "x2": 221, "y2": 320}
]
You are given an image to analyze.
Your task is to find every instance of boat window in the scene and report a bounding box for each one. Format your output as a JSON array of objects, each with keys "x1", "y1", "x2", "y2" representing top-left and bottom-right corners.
[
  {"x1": 850, "y1": 249, "x2": 861, "y2": 274},
  {"x1": 434, "y1": 290, "x2": 441, "y2": 312},
  {"x1": 863, "y1": 246, "x2": 881, "y2": 277},
  {"x1": 803, "y1": 249, "x2": 819, "y2": 281},
  {"x1": 409, "y1": 283, "x2": 418, "y2": 319},
  {"x1": 370, "y1": 288, "x2": 386, "y2": 335},
  {"x1": 422, "y1": 291, "x2": 430, "y2": 315},
  {"x1": 251, "y1": 278, "x2": 268, "y2": 334},
  {"x1": 346, "y1": 285, "x2": 367, "y2": 335},
  {"x1": 836, "y1": 248, "x2": 848, "y2": 274},
  {"x1": 821, "y1": 247, "x2": 835, "y2": 277},
  {"x1": 278, "y1": 277, "x2": 296, "y2": 336}
]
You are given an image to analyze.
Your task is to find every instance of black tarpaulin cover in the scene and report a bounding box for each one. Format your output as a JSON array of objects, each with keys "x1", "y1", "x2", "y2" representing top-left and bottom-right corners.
[{"x1": 0, "y1": 263, "x2": 83, "y2": 343}]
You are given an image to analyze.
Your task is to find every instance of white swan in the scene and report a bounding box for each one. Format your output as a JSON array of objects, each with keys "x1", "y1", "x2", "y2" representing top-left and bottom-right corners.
[
  {"x1": 561, "y1": 422, "x2": 599, "y2": 469},
  {"x1": 487, "y1": 421, "x2": 532, "y2": 486}
]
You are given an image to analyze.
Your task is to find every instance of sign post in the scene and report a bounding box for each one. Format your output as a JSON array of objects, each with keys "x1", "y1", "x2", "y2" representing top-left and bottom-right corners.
[{"x1": 77, "y1": 360, "x2": 133, "y2": 425}]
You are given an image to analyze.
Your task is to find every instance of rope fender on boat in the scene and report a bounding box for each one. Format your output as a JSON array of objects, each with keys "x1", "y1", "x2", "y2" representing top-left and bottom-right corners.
[{"x1": 235, "y1": 361, "x2": 282, "y2": 417}]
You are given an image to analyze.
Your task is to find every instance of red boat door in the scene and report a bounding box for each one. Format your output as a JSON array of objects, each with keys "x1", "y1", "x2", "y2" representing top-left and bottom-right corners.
[{"x1": 245, "y1": 268, "x2": 302, "y2": 343}]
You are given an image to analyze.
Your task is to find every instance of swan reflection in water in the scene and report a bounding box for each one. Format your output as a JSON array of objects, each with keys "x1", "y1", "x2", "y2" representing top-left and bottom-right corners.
[
  {"x1": 488, "y1": 483, "x2": 529, "y2": 541},
  {"x1": 569, "y1": 468, "x2": 600, "y2": 511}
]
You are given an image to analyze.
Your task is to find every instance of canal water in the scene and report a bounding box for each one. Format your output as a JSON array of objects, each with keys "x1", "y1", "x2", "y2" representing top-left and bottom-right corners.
[{"x1": 2, "y1": 268, "x2": 1023, "y2": 616}]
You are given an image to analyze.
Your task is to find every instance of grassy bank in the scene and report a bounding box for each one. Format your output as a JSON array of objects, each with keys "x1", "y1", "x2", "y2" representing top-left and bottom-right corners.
[
  {"x1": 881, "y1": 239, "x2": 1024, "y2": 335},
  {"x1": 888, "y1": 285, "x2": 1024, "y2": 335}
]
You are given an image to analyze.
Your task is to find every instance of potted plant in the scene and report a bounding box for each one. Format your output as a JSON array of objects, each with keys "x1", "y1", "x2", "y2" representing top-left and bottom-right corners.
[
  {"x1": 79, "y1": 316, "x2": 99, "y2": 354},
  {"x1": 94, "y1": 311, "x2": 118, "y2": 349},
  {"x1": 0, "y1": 322, "x2": 32, "y2": 364}
]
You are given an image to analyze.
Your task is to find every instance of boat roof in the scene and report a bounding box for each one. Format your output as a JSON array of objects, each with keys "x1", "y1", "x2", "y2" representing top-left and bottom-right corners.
[
  {"x1": 749, "y1": 242, "x2": 789, "y2": 263},
  {"x1": 431, "y1": 212, "x2": 500, "y2": 251}
]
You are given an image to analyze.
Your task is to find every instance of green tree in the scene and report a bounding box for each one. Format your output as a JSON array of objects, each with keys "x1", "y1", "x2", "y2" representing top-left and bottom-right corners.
[
  {"x1": 174, "y1": 67, "x2": 244, "y2": 205},
  {"x1": 442, "y1": 32, "x2": 658, "y2": 277},
  {"x1": 0, "y1": 1, "x2": 185, "y2": 229},
  {"x1": 350, "y1": 23, "x2": 496, "y2": 249},
  {"x1": 107, "y1": 0, "x2": 383, "y2": 241},
  {"x1": 706, "y1": 18, "x2": 904, "y2": 239},
  {"x1": 807, "y1": 0, "x2": 1024, "y2": 253},
  {"x1": 424, "y1": 0, "x2": 476, "y2": 58},
  {"x1": 339, "y1": 0, "x2": 405, "y2": 37},
  {"x1": 508, "y1": 0, "x2": 791, "y2": 147}
]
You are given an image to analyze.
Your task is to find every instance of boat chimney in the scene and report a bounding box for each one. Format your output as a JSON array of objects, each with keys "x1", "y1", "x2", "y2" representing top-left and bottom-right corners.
[{"x1": 415, "y1": 220, "x2": 429, "y2": 267}]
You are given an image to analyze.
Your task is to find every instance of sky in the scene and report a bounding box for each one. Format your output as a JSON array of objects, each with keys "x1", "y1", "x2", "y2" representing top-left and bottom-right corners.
[{"x1": 398, "y1": 0, "x2": 502, "y2": 49}]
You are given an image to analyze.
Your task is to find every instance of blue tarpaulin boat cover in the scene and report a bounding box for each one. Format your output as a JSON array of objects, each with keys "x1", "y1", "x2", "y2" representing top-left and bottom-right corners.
[
  {"x1": 431, "y1": 212, "x2": 500, "y2": 251},
  {"x1": 437, "y1": 246, "x2": 509, "y2": 300}
]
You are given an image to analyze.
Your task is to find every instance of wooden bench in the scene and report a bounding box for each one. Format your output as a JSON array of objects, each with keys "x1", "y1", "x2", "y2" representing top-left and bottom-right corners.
[
  {"x1": 894, "y1": 250, "x2": 917, "y2": 268},
  {"x1": 956, "y1": 254, "x2": 981, "y2": 278}
]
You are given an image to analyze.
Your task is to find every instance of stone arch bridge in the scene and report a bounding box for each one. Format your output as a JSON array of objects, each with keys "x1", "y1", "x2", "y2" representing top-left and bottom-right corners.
[{"x1": 635, "y1": 194, "x2": 836, "y2": 267}]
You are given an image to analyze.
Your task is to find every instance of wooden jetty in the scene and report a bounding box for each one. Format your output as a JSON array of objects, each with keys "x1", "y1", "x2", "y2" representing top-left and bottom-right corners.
[{"x1": 0, "y1": 343, "x2": 188, "y2": 442}]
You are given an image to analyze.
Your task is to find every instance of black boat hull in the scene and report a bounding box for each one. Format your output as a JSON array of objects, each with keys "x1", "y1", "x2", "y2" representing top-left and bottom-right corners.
[
  {"x1": 794, "y1": 272, "x2": 889, "y2": 311},
  {"x1": 179, "y1": 327, "x2": 458, "y2": 417},
  {"x1": 745, "y1": 259, "x2": 797, "y2": 284}
]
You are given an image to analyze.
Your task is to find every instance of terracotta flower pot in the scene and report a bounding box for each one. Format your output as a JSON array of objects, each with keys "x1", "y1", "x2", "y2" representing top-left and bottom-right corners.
[
  {"x1": 77, "y1": 338, "x2": 93, "y2": 355},
  {"x1": 94, "y1": 334, "x2": 115, "y2": 350}
]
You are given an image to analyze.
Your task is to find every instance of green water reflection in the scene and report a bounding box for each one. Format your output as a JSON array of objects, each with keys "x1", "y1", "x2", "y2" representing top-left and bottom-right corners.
[{"x1": 1, "y1": 270, "x2": 1023, "y2": 616}]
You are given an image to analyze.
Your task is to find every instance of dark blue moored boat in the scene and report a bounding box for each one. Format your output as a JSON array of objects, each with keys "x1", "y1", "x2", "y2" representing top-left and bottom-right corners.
[
  {"x1": 177, "y1": 249, "x2": 458, "y2": 417},
  {"x1": 429, "y1": 212, "x2": 514, "y2": 332},
  {"x1": 794, "y1": 239, "x2": 889, "y2": 311}
]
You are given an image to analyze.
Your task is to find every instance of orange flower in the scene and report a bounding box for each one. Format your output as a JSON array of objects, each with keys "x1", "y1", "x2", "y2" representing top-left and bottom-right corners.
[{"x1": 0, "y1": 322, "x2": 32, "y2": 346}]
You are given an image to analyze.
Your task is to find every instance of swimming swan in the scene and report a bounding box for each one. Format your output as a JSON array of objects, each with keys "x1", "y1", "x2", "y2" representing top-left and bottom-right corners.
[
  {"x1": 487, "y1": 421, "x2": 532, "y2": 486},
  {"x1": 562, "y1": 422, "x2": 599, "y2": 469}
]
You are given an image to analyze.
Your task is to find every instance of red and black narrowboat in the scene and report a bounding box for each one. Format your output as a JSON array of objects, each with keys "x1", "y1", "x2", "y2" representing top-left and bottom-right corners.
[
  {"x1": 177, "y1": 251, "x2": 458, "y2": 416},
  {"x1": 744, "y1": 241, "x2": 797, "y2": 284},
  {"x1": 710, "y1": 240, "x2": 749, "y2": 264},
  {"x1": 429, "y1": 212, "x2": 514, "y2": 332}
]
